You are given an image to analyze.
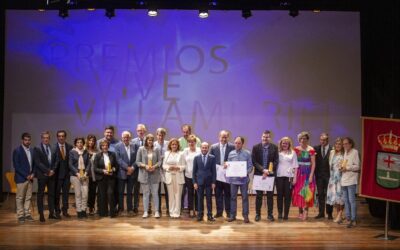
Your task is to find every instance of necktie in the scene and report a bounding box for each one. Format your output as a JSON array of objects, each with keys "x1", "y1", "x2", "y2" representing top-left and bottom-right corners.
[
  {"x1": 202, "y1": 155, "x2": 206, "y2": 165},
  {"x1": 60, "y1": 145, "x2": 65, "y2": 160},
  {"x1": 46, "y1": 145, "x2": 51, "y2": 163},
  {"x1": 221, "y1": 144, "x2": 225, "y2": 165},
  {"x1": 140, "y1": 139, "x2": 143, "y2": 146},
  {"x1": 126, "y1": 145, "x2": 131, "y2": 161},
  {"x1": 322, "y1": 147, "x2": 326, "y2": 158}
]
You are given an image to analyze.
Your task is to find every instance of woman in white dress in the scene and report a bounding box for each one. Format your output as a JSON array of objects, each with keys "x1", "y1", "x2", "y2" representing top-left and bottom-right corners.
[
  {"x1": 163, "y1": 138, "x2": 186, "y2": 218},
  {"x1": 326, "y1": 137, "x2": 344, "y2": 223}
]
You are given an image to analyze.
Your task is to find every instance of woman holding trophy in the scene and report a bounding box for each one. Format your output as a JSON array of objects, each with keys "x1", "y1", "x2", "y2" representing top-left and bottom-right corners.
[
  {"x1": 136, "y1": 134, "x2": 162, "y2": 218},
  {"x1": 94, "y1": 140, "x2": 119, "y2": 218},
  {"x1": 69, "y1": 137, "x2": 91, "y2": 219},
  {"x1": 340, "y1": 137, "x2": 360, "y2": 228}
]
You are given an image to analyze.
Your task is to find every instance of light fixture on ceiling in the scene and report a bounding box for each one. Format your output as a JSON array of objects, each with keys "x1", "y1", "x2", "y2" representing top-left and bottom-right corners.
[
  {"x1": 199, "y1": 9, "x2": 209, "y2": 18},
  {"x1": 148, "y1": 8, "x2": 158, "y2": 17},
  {"x1": 242, "y1": 9, "x2": 252, "y2": 19}
]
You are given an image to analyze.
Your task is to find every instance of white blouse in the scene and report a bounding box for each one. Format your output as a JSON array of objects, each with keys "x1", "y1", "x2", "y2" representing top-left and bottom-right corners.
[
  {"x1": 341, "y1": 148, "x2": 360, "y2": 186},
  {"x1": 277, "y1": 150, "x2": 299, "y2": 177},
  {"x1": 182, "y1": 147, "x2": 201, "y2": 179}
]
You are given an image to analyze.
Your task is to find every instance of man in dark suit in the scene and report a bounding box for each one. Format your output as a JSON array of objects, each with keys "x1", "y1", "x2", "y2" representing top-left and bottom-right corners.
[
  {"x1": 193, "y1": 142, "x2": 216, "y2": 222},
  {"x1": 209, "y1": 130, "x2": 235, "y2": 218},
  {"x1": 53, "y1": 130, "x2": 73, "y2": 218},
  {"x1": 33, "y1": 131, "x2": 57, "y2": 222},
  {"x1": 314, "y1": 133, "x2": 333, "y2": 219},
  {"x1": 252, "y1": 130, "x2": 279, "y2": 222},
  {"x1": 12, "y1": 132, "x2": 35, "y2": 223},
  {"x1": 115, "y1": 131, "x2": 138, "y2": 216}
]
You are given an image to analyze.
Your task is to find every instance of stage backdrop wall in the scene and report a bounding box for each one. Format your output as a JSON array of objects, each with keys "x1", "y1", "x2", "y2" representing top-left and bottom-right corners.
[{"x1": 3, "y1": 10, "x2": 361, "y2": 190}]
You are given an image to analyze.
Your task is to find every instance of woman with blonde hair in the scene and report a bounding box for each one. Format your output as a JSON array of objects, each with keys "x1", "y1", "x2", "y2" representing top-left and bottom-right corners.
[
  {"x1": 327, "y1": 137, "x2": 345, "y2": 223},
  {"x1": 292, "y1": 131, "x2": 316, "y2": 220},
  {"x1": 276, "y1": 137, "x2": 299, "y2": 220},
  {"x1": 163, "y1": 138, "x2": 186, "y2": 218}
]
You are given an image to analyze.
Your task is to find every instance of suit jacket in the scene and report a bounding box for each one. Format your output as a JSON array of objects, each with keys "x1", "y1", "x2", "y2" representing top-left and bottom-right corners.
[
  {"x1": 193, "y1": 154, "x2": 216, "y2": 186},
  {"x1": 314, "y1": 144, "x2": 332, "y2": 178},
  {"x1": 93, "y1": 151, "x2": 119, "y2": 181},
  {"x1": 136, "y1": 146, "x2": 161, "y2": 184},
  {"x1": 52, "y1": 142, "x2": 73, "y2": 179},
  {"x1": 68, "y1": 149, "x2": 91, "y2": 176},
  {"x1": 115, "y1": 142, "x2": 138, "y2": 180},
  {"x1": 251, "y1": 143, "x2": 279, "y2": 176},
  {"x1": 131, "y1": 137, "x2": 145, "y2": 148},
  {"x1": 12, "y1": 145, "x2": 34, "y2": 184},
  {"x1": 209, "y1": 142, "x2": 235, "y2": 166},
  {"x1": 163, "y1": 151, "x2": 186, "y2": 185},
  {"x1": 33, "y1": 143, "x2": 54, "y2": 179}
]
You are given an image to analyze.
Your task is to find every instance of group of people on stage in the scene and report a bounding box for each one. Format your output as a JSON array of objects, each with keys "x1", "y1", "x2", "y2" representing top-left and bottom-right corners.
[{"x1": 12, "y1": 124, "x2": 360, "y2": 228}]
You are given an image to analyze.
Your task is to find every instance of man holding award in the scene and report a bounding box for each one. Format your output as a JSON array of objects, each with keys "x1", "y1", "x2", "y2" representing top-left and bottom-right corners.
[
  {"x1": 226, "y1": 136, "x2": 253, "y2": 223},
  {"x1": 252, "y1": 130, "x2": 279, "y2": 222}
]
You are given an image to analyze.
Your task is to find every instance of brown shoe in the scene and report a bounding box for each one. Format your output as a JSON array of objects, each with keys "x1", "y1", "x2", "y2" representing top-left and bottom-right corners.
[{"x1": 243, "y1": 216, "x2": 250, "y2": 223}]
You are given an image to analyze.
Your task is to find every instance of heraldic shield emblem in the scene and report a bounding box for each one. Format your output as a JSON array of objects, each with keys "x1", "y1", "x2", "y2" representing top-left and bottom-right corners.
[{"x1": 376, "y1": 152, "x2": 400, "y2": 188}]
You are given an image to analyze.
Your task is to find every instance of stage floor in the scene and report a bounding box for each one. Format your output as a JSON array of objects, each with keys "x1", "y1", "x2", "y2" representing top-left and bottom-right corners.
[{"x1": 0, "y1": 195, "x2": 399, "y2": 249}]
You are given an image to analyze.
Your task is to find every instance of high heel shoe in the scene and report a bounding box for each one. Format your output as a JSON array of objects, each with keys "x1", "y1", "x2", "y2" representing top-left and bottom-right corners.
[
  {"x1": 302, "y1": 210, "x2": 308, "y2": 221},
  {"x1": 334, "y1": 211, "x2": 343, "y2": 223}
]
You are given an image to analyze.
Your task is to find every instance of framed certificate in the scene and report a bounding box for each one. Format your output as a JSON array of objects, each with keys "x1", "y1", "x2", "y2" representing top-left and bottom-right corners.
[{"x1": 225, "y1": 161, "x2": 247, "y2": 177}]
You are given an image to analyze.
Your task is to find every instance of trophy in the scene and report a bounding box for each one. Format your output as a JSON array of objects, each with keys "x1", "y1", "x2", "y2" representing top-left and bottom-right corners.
[
  {"x1": 79, "y1": 168, "x2": 87, "y2": 181},
  {"x1": 339, "y1": 159, "x2": 348, "y2": 172},
  {"x1": 106, "y1": 161, "x2": 113, "y2": 174},
  {"x1": 148, "y1": 158, "x2": 153, "y2": 171},
  {"x1": 268, "y1": 162, "x2": 274, "y2": 174}
]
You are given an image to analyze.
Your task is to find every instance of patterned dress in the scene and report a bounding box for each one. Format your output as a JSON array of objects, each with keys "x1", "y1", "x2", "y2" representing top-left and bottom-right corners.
[
  {"x1": 326, "y1": 152, "x2": 344, "y2": 205},
  {"x1": 292, "y1": 146, "x2": 316, "y2": 208}
]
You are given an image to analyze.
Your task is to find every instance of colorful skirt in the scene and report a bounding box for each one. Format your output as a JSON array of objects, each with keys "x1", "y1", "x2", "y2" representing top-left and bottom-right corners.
[{"x1": 292, "y1": 165, "x2": 316, "y2": 208}]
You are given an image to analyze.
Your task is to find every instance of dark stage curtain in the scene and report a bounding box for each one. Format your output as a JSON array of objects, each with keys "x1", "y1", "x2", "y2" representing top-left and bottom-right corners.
[{"x1": 361, "y1": 0, "x2": 400, "y2": 229}]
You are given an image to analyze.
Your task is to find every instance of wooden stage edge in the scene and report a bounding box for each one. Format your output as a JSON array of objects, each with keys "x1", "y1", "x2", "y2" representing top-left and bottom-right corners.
[{"x1": 0, "y1": 195, "x2": 399, "y2": 249}]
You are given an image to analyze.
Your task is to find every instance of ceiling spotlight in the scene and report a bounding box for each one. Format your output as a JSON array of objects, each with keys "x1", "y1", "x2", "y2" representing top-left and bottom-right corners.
[
  {"x1": 289, "y1": 9, "x2": 299, "y2": 18},
  {"x1": 242, "y1": 9, "x2": 252, "y2": 19},
  {"x1": 148, "y1": 9, "x2": 158, "y2": 17},
  {"x1": 58, "y1": 8, "x2": 68, "y2": 18},
  {"x1": 105, "y1": 8, "x2": 115, "y2": 19},
  {"x1": 199, "y1": 9, "x2": 209, "y2": 19}
]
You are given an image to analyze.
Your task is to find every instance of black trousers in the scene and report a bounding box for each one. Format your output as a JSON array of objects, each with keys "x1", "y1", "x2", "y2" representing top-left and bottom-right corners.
[
  {"x1": 276, "y1": 177, "x2": 292, "y2": 218},
  {"x1": 158, "y1": 182, "x2": 169, "y2": 212},
  {"x1": 55, "y1": 176, "x2": 71, "y2": 214},
  {"x1": 255, "y1": 190, "x2": 274, "y2": 216},
  {"x1": 87, "y1": 178, "x2": 98, "y2": 211},
  {"x1": 97, "y1": 176, "x2": 116, "y2": 217},
  {"x1": 316, "y1": 175, "x2": 333, "y2": 216},
  {"x1": 184, "y1": 177, "x2": 195, "y2": 210},
  {"x1": 197, "y1": 184, "x2": 212, "y2": 217},
  {"x1": 37, "y1": 177, "x2": 56, "y2": 216},
  {"x1": 215, "y1": 180, "x2": 231, "y2": 216},
  {"x1": 118, "y1": 176, "x2": 135, "y2": 212}
]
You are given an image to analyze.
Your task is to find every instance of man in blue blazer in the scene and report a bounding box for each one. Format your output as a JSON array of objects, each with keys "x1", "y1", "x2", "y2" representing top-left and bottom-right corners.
[
  {"x1": 209, "y1": 130, "x2": 235, "y2": 218},
  {"x1": 53, "y1": 130, "x2": 73, "y2": 218},
  {"x1": 12, "y1": 132, "x2": 35, "y2": 223},
  {"x1": 115, "y1": 131, "x2": 138, "y2": 215},
  {"x1": 193, "y1": 142, "x2": 216, "y2": 222},
  {"x1": 33, "y1": 131, "x2": 57, "y2": 222}
]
